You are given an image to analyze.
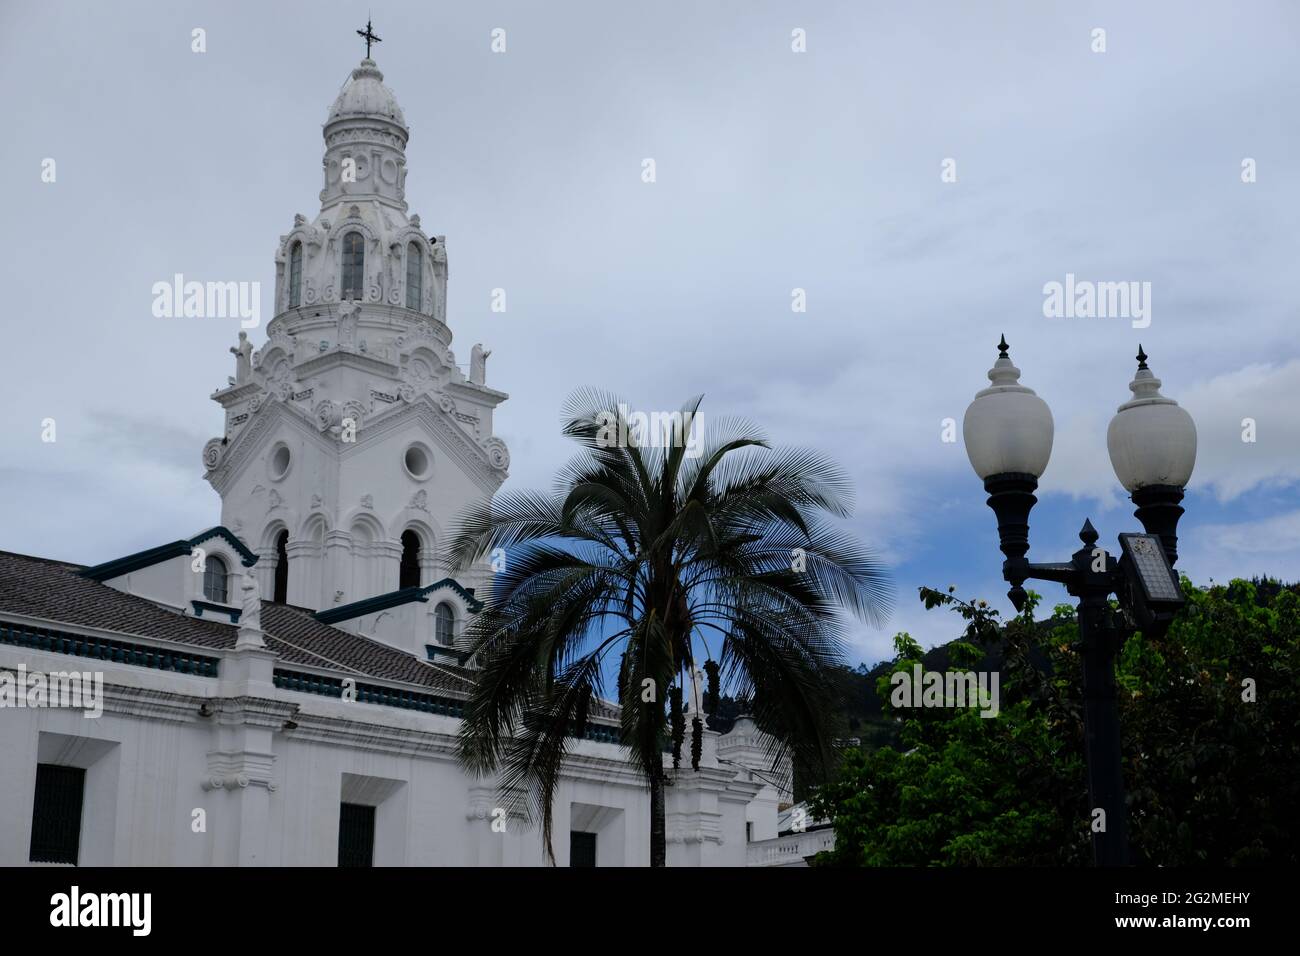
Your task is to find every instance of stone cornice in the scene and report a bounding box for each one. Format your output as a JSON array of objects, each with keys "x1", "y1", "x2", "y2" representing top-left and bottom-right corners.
[
  {"x1": 102, "y1": 683, "x2": 212, "y2": 724},
  {"x1": 213, "y1": 694, "x2": 301, "y2": 730},
  {"x1": 446, "y1": 380, "x2": 510, "y2": 406},
  {"x1": 293, "y1": 348, "x2": 400, "y2": 380},
  {"x1": 212, "y1": 381, "x2": 262, "y2": 408}
]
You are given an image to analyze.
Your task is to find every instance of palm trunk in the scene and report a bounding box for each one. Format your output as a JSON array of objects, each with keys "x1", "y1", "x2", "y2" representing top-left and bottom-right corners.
[{"x1": 650, "y1": 761, "x2": 667, "y2": 867}]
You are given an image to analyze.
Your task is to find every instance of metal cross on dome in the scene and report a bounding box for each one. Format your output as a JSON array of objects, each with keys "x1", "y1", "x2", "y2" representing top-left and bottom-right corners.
[{"x1": 357, "y1": 18, "x2": 382, "y2": 58}]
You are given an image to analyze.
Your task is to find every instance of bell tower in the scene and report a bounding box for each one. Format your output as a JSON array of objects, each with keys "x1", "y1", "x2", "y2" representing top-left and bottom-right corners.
[{"x1": 201, "y1": 41, "x2": 508, "y2": 640}]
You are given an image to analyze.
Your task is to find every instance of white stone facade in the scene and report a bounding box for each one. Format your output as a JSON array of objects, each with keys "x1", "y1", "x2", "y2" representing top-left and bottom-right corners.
[{"x1": 0, "y1": 54, "x2": 794, "y2": 868}]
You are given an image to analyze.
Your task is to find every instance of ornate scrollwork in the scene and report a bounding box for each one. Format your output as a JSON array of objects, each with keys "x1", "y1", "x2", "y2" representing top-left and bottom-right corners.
[
  {"x1": 342, "y1": 400, "x2": 367, "y2": 427},
  {"x1": 484, "y1": 437, "x2": 511, "y2": 472},
  {"x1": 314, "y1": 399, "x2": 342, "y2": 431},
  {"x1": 202, "y1": 438, "x2": 225, "y2": 471}
]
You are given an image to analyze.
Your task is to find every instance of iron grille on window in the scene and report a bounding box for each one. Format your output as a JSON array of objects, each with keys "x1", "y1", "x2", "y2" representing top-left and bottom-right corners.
[
  {"x1": 29, "y1": 764, "x2": 85, "y2": 865},
  {"x1": 338, "y1": 802, "x2": 375, "y2": 867},
  {"x1": 570, "y1": 830, "x2": 597, "y2": 867}
]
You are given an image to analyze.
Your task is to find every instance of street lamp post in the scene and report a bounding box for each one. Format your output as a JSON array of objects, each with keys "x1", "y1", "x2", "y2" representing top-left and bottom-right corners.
[{"x1": 963, "y1": 337, "x2": 1197, "y2": 866}]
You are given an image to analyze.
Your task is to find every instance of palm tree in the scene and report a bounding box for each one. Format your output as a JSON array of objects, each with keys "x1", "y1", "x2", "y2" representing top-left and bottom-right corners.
[{"x1": 443, "y1": 391, "x2": 892, "y2": 866}]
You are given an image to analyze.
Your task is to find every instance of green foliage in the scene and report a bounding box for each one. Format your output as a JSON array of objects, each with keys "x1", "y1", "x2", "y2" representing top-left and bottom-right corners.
[{"x1": 811, "y1": 579, "x2": 1300, "y2": 866}]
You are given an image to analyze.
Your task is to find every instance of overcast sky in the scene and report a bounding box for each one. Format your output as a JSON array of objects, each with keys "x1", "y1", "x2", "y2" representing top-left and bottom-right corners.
[{"x1": 2, "y1": 0, "x2": 1297, "y2": 664}]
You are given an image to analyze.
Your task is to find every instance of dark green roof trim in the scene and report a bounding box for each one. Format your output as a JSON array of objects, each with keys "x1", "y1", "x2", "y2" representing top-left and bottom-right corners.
[
  {"x1": 419, "y1": 577, "x2": 484, "y2": 613},
  {"x1": 0, "y1": 622, "x2": 220, "y2": 678},
  {"x1": 273, "y1": 666, "x2": 620, "y2": 744},
  {"x1": 81, "y1": 526, "x2": 257, "y2": 582},
  {"x1": 188, "y1": 527, "x2": 259, "y2": 567},
  {"x1": 314, "y1": 576, "x2": 483, "y2": 625},
  {"x1": 314, "y1": 586, "x2": 428, "y2": 625},
  {"x1": 191, "y1": 600, "x2": 241, "y2": 623},
  {"x1": 425, "y1": 644, "x2": 470, "y2": 666},
  {"x1": 274, "y1": 668, "x2": 465, "y2": 716}
]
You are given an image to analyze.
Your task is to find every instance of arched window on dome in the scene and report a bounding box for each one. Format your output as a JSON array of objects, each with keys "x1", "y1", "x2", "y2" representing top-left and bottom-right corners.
[
  {"x1": 288, "y1": 242, "x2": 303, "y2": 308},
  {"x1": 405, "y1": 242, "x2": 422, "y2": 311},
  {"x1": 342, "y1": 231, "x2": 365, "y2": 301},
  {"x1": 399, "y1": 530, "x2": 421, "y2": 589},
  {"x1": 203, "y1": 555, "x2": 229, "y2": 604},
  {"x1": 434, "y1": 603, "x2": 455, "y2": 647}
]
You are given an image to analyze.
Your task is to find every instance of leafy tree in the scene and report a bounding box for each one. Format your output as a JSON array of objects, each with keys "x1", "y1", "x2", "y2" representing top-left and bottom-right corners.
[
  {"x1": 811, "y1": 579, "x2": 1300, "y2": 866},
  {"x1": 444, "y1": 392, "x2": 892, "y2": 865}
]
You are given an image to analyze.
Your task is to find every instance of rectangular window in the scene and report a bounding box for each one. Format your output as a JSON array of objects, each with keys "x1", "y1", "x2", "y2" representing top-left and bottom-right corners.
[
  {"x1": 405, "y1": 243, "x2": 422, "y2": 310},
  {"x1": 570, "y1": 830, "x2": 597, "y2": 867},
  {"x1": 289, "y1": 242, "x2": 303, "y2": 307},
  {"x1": 746, "y1": 821, "x2": 754, "y2": 843},
  {"x1": 29, "y1": 764, "x2": 85, "y2": 864},
  {"x1": 338, "y1": 802, "x2": 375, "y2": 868}
]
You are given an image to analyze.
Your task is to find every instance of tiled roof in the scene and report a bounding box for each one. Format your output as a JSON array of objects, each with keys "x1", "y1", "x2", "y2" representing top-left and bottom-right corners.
[{"x1": 0, "y1": 550, "x2": 475, "y2": 693}]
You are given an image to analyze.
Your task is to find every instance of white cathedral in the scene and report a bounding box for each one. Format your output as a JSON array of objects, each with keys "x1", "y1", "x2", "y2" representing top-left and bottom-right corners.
[{"x1": 0, "y1": 51, "x2": 830, "y2": 867}]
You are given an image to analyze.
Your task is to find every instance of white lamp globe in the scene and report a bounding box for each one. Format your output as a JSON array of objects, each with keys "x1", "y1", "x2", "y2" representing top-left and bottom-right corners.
[
  {"x1": 963, "y1": 336, "x2": 1055, "y2": 481},
  {"x1": 1106, "y1": 346, "x2": 1197, "y2": 492}
]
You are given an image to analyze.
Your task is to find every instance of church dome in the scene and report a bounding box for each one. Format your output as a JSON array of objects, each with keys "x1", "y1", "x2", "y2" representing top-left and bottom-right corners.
[{"x1": 327, "y1": 59, "x2": 406, "y2": 128}]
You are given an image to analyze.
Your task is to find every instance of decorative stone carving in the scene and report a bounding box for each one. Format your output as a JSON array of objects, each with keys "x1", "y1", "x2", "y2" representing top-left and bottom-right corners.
[
  {"x1": 410, "y1": 489, "x2": 428, "y2": 511},
  {"x1": 310, "y1": 494, "x2": 323, "y2": 509},
  {"x1": 484, "y1": 437, "x2": 510, "y2": 472},
  {"x1": 203, "y1": 438, "x2": 225, "y2": 470},
  {"x1": 238, "y1": 571, "x2": 262, "y2": 637},
  {"x1": 268, "y1": 489, "x2": 283, "y2": 511},
  {"x1": 439, "y1": 394, "x2": 456, "y2": 414},
  {"x1": 360, "y1": 494, "x2": 373, "y2": 509},
  {"x1": 470, "y1": 344, "x2": 490, "y2": 386},
  {"x1": 342, "y1": 400, "x2": 366, "y2": 427},
  {"x1": 338, "y1": 299, "x2": 360, "y2": 350},
  {"x1": 230, "y1": 332, "x2": 253, "y2": 384},
  {"x1": 314, "y1": 399, "x2": 342, "y2": 431}
]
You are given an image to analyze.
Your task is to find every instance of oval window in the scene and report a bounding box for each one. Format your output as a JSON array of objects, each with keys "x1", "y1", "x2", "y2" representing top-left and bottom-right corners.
[
  {"x1": 269, "y1": 443, "x2": 292, "y2": 480},
  {"x1": 403, "y1": 443, "x2": 431, "y2": 480}
]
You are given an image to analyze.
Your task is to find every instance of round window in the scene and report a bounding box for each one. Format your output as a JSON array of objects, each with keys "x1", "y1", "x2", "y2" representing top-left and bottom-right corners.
[
  {"x1": 403, "y1": 443, "x2": 431, "y2": 480},
  {"x1": 269, "y1": 443, "x2": 292, "y2": 480}
]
